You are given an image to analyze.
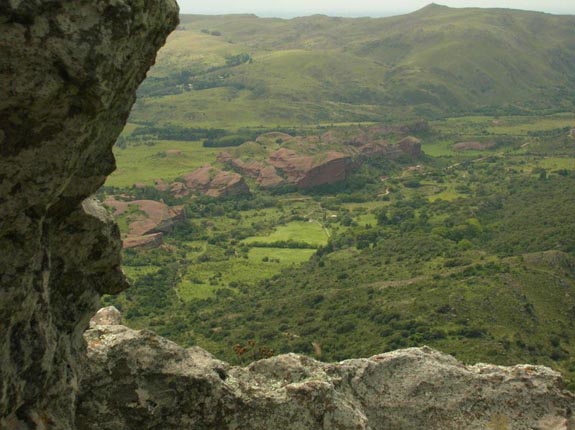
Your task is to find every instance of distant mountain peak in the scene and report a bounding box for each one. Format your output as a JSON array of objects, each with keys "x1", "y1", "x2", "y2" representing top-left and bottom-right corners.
[{"x1": 416, "y1": 3, "x2": 451, "y2": 14}]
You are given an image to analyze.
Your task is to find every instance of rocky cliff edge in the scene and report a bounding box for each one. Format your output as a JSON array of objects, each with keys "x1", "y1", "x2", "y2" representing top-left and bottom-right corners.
[
  {"x1": 0, "y1": 1, "x2": 178, "y2": 428},
  {"x1": 79, "y1": 317, "x2": 575, "y2": 430}
]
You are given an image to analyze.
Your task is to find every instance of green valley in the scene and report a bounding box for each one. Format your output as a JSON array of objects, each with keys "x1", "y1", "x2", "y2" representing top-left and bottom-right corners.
[{"x1": 98, "y1": 5, "x2": 575, "y2": 390}]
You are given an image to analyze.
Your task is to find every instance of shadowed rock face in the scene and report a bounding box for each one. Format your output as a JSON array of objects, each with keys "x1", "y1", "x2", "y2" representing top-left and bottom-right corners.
[
  {"x1": 78, "y1": 323, "x2": 575, "y2": 430},
  {"x1": 0, "y1": 1, "x2": 178, "y2": 428}
]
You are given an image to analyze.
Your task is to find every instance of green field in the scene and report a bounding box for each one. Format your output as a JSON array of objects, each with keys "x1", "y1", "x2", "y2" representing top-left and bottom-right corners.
[
  {"x1": 242, "y1": 221, "x2": 329, "y2": 247},
  {"x1": 177, "y1": 247, "x2": 316, "y2": 301},
  {"x1": 107, "y1": 140, "x2": 222, "y2": 187}
]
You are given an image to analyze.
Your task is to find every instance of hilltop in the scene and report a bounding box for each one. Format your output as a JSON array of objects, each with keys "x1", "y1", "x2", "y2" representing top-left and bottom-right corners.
[{"x1": 130, "y1": 5, "x2": 575, "y2": 128}]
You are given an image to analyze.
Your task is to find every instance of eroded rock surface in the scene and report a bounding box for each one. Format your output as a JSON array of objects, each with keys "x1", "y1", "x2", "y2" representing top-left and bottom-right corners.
[
  {"x1": 181, "y1": 165, "x2": 251, "y2": 198},
  {"x1": 0, "y1": 1, "x2": 178, "y2": 428},
  {"x1": 78, "y1": 324, "x2": 575, "y2": 430},
  {"x1": 103, "y1": 197, "x2": 186, "y2": 249},
  {"x1": 89, "y1": 306, "x2": 122, "y2": 328}
]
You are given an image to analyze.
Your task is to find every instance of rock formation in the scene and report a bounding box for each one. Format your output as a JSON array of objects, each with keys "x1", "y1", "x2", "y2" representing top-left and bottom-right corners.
[
  {"x1": 103, "y1": 197, "x2": 186, "y2": 248},
  {"x1": 78, "y1": 319, "x2": 575, "y2": 430},
  {"x1": 268, "y1": 148, "x2": 351, "y2": 189},
  {"x1": 89, "y1": 306, "x2": 122, "y2": 328},
  {"x1": 122, "y1": 232, "x2": 164, "y2": 250},
  {"x1": 0, "y1": 1, "x2": 178, "y2": 428},
  {"x1": 257, "y1": 166, "x2": 287, "y2": 188},
  {"x1": 219, "y1": 129, "x2": 423, "y2": 191},
  {"x1": 181, "y1": 165, "x2": 250, "y2": 198},
  {"x1": 397, "y1": 136, "x2": 423, "y2": 158}
]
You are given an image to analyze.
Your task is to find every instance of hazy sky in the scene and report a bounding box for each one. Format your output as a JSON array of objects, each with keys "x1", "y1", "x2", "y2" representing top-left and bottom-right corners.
[{"x1": 177, "y1": 1, "x2": 575, "y2": 17}]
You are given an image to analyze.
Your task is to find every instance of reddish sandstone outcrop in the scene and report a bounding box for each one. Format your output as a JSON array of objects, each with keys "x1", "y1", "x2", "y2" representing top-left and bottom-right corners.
[
  {"x1": 170, "y1": 182, "x2": 189, "y2": 198},
  {"x1": 217, "y1": 151, "x2": 233, "y2": 163},
  {"x1": 104, "y1": 198, "x2": 185, "y2": 237},
  {"x1": 268, "y1": 148, "x2": 313, "y2": 183},
  {"x1": 154, "y1": 178, "x2": 169, "y2": 191},
  {"x1": 211, "y1": 128, "x2": 424, "y2": 192},
  {"x1": 182, "y1": 165, "x2": 250, "y2": 198},
  {"x1": 257, "y1": 166, "x2": 286, "y2": 188},
  {"x1": 398, "y1": 136, "x2": 422, "y2": 157},
  {"x1": 123, "y1": 233, "x2": 164, "y2": 250},
  {"x1": 224, "y1": 153, "x2": 286, "y2": 189},
  {"x1": 207, "y1": 170, "x2": 250, "y2": 198},
  {"x1": 104, "y1": 197, "x2": 186, "y2": 249},
  {"x1": 297, "y1": 152, "x2": 351, "y2": 189},
  {"x1": 269, "y1": 149, "x2": 351, "y2": 189},
  {"x1": 230, "y1": 159, "x2": 267, "y2": 178}
]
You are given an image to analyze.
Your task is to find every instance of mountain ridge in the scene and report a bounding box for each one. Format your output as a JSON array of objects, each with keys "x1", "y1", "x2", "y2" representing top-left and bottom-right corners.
[{"x1": 134, "y1": 6, "x2": 575, "y2": 128}]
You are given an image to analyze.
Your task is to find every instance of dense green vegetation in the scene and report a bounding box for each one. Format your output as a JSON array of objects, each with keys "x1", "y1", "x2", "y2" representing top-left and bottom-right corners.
[
  {"x1": 98, "y1": 5, "x2": 575, "y2": 391},
  {"x1": 101, "y1": 112, "x2": 575, "y2": 389}
]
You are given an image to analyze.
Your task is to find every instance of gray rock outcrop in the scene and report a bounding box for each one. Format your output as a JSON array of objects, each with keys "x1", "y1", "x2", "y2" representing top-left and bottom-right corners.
[
  {"x1": 0, "y1": 1, "x2": 178, "y2": 428},
  {"x1": 78, "y1": 324, "x2": 575, "y2": 430},
  {"x1": 89, "y1": 306, "x2": 123, "y2": 328}
]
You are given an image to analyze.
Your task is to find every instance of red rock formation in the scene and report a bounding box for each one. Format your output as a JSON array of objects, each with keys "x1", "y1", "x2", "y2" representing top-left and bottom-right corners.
[
  {"x1": 104, "y1": 198, "x2": 185, "y2": 237},
  {"x1": 217, "y1": 151, "x2": 233, "y2": 163},
  {"x1": 182, "y1": 165, "x2": 213, "y2": 189},
  {"x1": 268, "y1": 148, "x2": 313, "y2": 183},
  {"x1": 230, "y1": 159, "x2": 266, "y2": 178},
  {"x1": 182, "y1": 165, "x2": 250, "y2": 198},
  {"x1": 257, "y1": 166, "x2": 286, "y2": 188},
  {"x1": 268, "y1": 149, "x2": 351, "y2": 189},
  {"x1": 154, "y1": 178, "x2": 169, "y2": 191},
  {"x1": 170, "y1": 182, "x2": 189, "y2": 198},
  {"x1": 207, "y1": 170, "x2": 250, "y2": 197},
  {"x1": 209, "y1": 128, "x2": 424, "y2": 192},
  {"x1": 398, "y1": 136, "x2": 422, "y2": 157},
  {"x1": 297, "y1": 152, "x2": 351, "y2": 189},
  {"x1": 123, "y1": 233, "x2": 164, "y2": 250}
]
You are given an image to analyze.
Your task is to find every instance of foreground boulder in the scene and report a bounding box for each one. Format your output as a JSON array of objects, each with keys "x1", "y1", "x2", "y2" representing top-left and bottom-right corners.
[
  {"x1": 78, "y1": 324, "x2": 575, "y2": 430},
  {"x1": 0, "y1": 1, "x2": 178, "y2": 428}
]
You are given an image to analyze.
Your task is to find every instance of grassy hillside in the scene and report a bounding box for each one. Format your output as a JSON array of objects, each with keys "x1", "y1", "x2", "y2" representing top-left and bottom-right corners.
[{"x1": 129, "y1": 6, "x2": 575, "y2": 127}]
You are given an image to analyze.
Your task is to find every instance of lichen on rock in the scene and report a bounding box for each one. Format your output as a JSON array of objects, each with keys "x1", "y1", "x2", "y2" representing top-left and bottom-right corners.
[
  {"x1": 0, "y1": 1, "x2": 178, "y2": 428},
  {"x1": 78, "y1": 324, "x2": 575, "y2": 430}
]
